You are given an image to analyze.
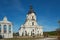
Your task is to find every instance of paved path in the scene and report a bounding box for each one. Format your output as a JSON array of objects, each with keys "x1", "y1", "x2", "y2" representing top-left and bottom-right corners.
[{"x1": 36, "y1": 38, "x2": 57, "y2": 40}]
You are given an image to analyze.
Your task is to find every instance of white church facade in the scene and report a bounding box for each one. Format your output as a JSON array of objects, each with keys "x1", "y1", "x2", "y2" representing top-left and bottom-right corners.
[
  {"x1": 19, "y1": 6, "x2": 43, "y2": 36},
  {"x1": 0, "y1": 16, "x2": 13, "y2": 38}
]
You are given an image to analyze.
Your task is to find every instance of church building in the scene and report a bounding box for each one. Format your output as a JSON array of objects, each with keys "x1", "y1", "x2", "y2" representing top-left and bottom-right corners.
[
  {"x1": 0, "y1": 16, "x2": 13, "y2": 38},
  {"x1": 19, "y1": 6, "x2": 43, "y2": 36}
]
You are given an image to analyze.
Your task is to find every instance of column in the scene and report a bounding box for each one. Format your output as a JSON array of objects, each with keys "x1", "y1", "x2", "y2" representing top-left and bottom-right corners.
[
  {"x1": 1, "y1": 24, "x2": 4, "y2": 34},
  {"x1": 11, "y1": 25, "x2": 13, "y2": 33},
  {"x1": 1, "y1": 24, "x2": 4, "y2": 37},
  {"x1": 11, "y1": 24, "x2": 13, "y2": 38},
  {"x1": 7, "y1": 24, "x2": 9, "y2": 33}
]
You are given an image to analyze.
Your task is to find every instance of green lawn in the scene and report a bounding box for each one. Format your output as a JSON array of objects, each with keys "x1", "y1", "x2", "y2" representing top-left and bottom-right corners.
[{"x1": 0, "y1": 36, "x2": 43, "y2": 40}]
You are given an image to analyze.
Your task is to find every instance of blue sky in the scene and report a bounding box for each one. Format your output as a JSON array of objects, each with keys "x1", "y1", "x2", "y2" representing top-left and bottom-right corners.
[{"x1": 0, "y1": 0, "x2": 60, "y2": 32}]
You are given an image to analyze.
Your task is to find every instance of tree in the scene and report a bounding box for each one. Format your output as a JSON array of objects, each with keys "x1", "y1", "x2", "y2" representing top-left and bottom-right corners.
[{"x1": 56, "y1": 20, "x2": 60, "y2": 40}]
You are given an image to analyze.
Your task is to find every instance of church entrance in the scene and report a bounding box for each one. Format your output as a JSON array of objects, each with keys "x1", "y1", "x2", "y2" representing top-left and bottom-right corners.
[
  {"x1": 31, "y1": 29, "x2": 35, "y2": 36},
  {"x1": 25, "y1": 31, "x2": 27, "y2": 36}
]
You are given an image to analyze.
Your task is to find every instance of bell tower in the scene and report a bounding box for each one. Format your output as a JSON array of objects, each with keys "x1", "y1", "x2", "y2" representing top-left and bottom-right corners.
[{"x1": 25, "y1": 5, "x2": 37, "y2": 26}]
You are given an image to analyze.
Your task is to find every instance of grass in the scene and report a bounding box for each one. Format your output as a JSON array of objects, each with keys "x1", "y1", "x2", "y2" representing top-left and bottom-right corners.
[
  {"x1": 0, "y1": 36, "x2": 43, "y2": 40},
  {"x1": 4, "y1": 38, "x2": 36, "y2": 40}
]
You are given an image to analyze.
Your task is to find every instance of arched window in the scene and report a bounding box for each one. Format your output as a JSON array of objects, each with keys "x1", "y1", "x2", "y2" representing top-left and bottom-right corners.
[
  {"x1": 31, "y1": 29, "x2": 35, "y2": 36},
  {"x1": 9, "y1": 25, "x2": 11, "y2": 33},
  {"x1": 32, "y1": 16, "x2": 35, "y2": 20},
  {"x1": 33, "y1": 29, "x2": 34, "y2": 32},
  {"x1": 32, "y1": 22, "x2": 34, "y2": 26},
  {"x1": 0, "y1": 24, "x2": 1, "y2": 33},
  {"x1": 32, "y1": 16, "x2": 34, "y2": 19},
  {"x1": 32, "y1": 33, "x2": 34, "y2": 35},
  {"x1": 25, "y1": 31, "x2": 27, "y2": 36},
  {"x1": 4, "y1": 25, "x2": 7, "y2": 33}
]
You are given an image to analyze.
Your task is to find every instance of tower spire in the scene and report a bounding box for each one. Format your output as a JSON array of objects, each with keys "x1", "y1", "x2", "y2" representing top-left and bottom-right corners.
[
  {"x1": 30, "y1": 5, "x2": 33, "y2": 10},
  {"x1": 28, "y1": 5, "x2": 35, "y2": 14}
]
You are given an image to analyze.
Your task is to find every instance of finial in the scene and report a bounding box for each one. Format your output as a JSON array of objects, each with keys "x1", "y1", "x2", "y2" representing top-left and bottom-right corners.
[
  {"x1": 28, "y1": 5, "x2": 34, "y2": 13},
  {"x1": 27, "y1": 5, "x2": 36, "y2": 15},
  {"x1": 3, "y1": 16, "x2": 7, "y2": 21},
  {"x1": 30, "y1": 5, "x2": 33, "y2": 9}
]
